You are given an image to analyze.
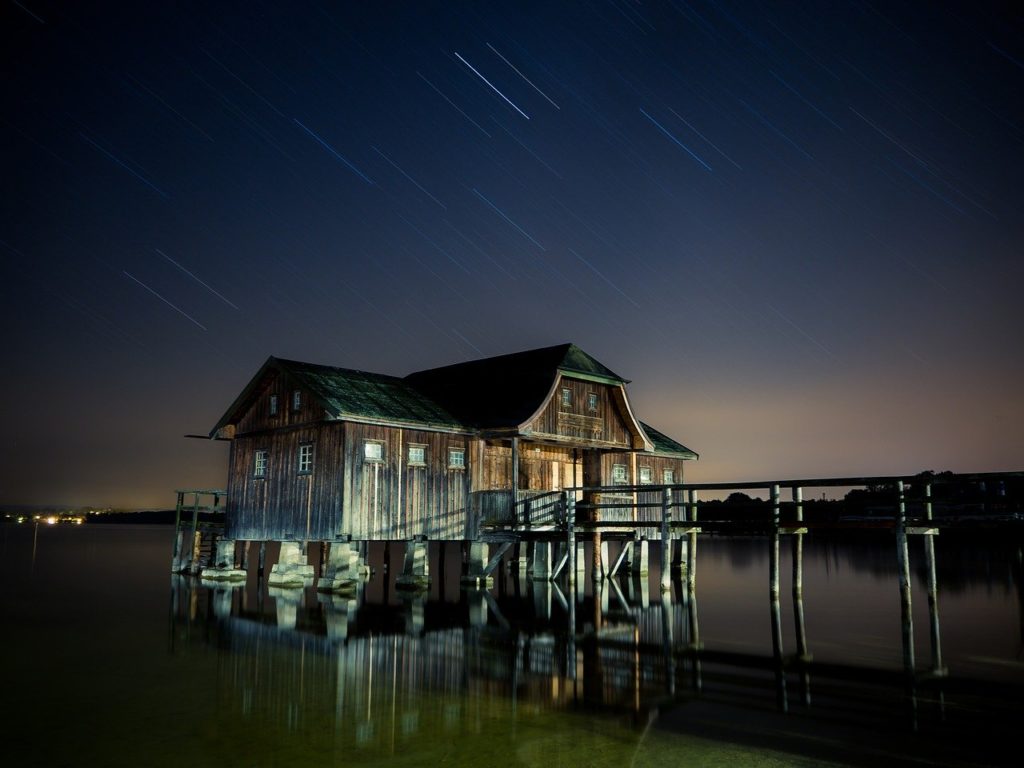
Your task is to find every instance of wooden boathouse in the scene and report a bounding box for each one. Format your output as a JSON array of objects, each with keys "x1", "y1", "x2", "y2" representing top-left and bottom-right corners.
[{"x1": 176, "y1": 344, "x2": 697, "y2": 585}]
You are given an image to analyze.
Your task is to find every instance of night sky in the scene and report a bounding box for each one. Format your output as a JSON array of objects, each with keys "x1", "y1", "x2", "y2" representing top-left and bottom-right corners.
[{"x1": 2, "y1": 1, "x2": 1022, "y2": 509}]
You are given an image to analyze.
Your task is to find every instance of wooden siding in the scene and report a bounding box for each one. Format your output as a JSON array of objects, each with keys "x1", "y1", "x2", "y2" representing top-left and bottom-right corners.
[
  {"x1": 226, "y1": 423, "x2": 345, "y2": 541},
  {"x1": 479, "y1": 441, "x2": 580, "y2": 491},
  {"x1": 235, "y1": 370, "x2": 322, "y2": 436},
  {"x1": 525, "y1": 378, "x2": 634, "y2": 447},
  {"x1": 341, "y1": 423, "x2": 471, "y2": 540}
]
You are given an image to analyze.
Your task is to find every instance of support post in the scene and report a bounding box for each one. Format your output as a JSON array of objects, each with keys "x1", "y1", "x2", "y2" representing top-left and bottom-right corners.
[
  {"x1": 566, "y1": 492, "x2": 576, "y2": 591},
  {"x1": 396, "y1": 537, "x2": 431, "y2": 590},
  {"x1": 792, "y1": 487, "x2": 809, "y2": 661},
  {"x1": 188, "y1": 491, "x2": 201, "y2": 573},
  {"x1": 529, "y1": 541, "x2": 553, "y2": 580},
  {"x1": 896, "y1": 480, "x2": 915, "y2": 675},
  {"x1": 660, "y1": 487, "x2": 672, "y2": 592},
  {"x1": 629, "y1": 540, "x2": 649, "y2": 576},
  {"x1": 512, "y1": 437, "x2": 520, "y2": 524},
  {"x1": 171, "y1": 491, "x2": 184, "y2": 572},
  {"x1": 923, "y1": 483, "x2": 945, "y2": 675}
]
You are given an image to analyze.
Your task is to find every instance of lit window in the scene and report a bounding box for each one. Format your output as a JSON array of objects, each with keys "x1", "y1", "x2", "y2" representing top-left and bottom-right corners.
[
  {"x1": 408, "y1": 445, "x2": 426, "y2": 465},
  {"x1": 292, "y1": 390, "x2": 301, "y2": 411},
  {"x1": 561, "y1": 388, "x2": 571, "y2": 408},
  {"x1": 639, "y1": 466, "x2": 652, "y2": 484},
  {"x1": 254, "y1": 450, "x2": 267, "y2": 478},
  {"x1": 587, "y1": 392, "x2": 598, "y2": 412},
  {"x1": 612, "y1": 464, "x2": 628, "y2": 484},
  {"x1": 448, "y1": 448, "x2": 466, "y2": 469},
  {"x1": 663, "y1": 469, "x2": 675, "y2": 484},
  {"x1": 298, "y1": 443, "x2": 313, "y2": 474},
  {"x1": 364, "y1": 441, "x2": 384, "y2": 462},
  {"x1": 269, "y1": 394, "x2": 278, "y2": 415}
]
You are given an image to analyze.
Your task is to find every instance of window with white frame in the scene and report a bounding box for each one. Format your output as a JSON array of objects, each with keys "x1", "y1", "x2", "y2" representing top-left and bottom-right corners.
[
  {"x1": 663, "y1": 468, "x2": 675, "y2": 485},
  {"x1": 561, "y1": 388, "x2": 572, "y2": 408},
  {"x1": 297, "y1": 443, "x2": 313, "y2": 474},
  {"x1": 269, "y1": 394, "x2": 278, "y2": 416},
  {"x1": 612, "y1": 464, "x2": 628, "y2": 484},
  {"x1": 639, "y1": 466, "x2": 652, "y2": 484},
  {"x1": 292, "y1": 390, "x2": 301, "y2": 411},
  {"x1": 254, "y1": 449, "x2": 268, "y2": 478},
  {"x1": 408, "y1": 444, "x2": 426, "y2": 465},
  {"x1": 587, "y1": 392, "x2": 598, "y2": 412},
  {"x1": 364, "y1": 441, "x2": 384, "y2": 462},
  {"x1": 448, "y1": 447, "x2": 466, "y2": 469}
]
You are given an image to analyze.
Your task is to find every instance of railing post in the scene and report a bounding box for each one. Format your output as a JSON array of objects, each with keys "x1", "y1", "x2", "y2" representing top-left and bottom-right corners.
[
  {"x1": 660, "y1": 487, "x2": 671, "y2": 592},
  {"x1": 771, "y1": 484, "x2": 780, "y2": 527}
]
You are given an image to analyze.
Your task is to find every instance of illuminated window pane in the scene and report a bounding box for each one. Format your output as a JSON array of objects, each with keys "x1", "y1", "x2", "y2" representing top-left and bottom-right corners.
[
  {"x1": 612, "y1": 464, "x2": 628, "y2": 484},
  {"x1": 448, "y1": 448, "x2": 465, "y2": 469},
  {"x1": 364, "y1": 441, "x2": 383, "y2": 461},
  {"x1": 408, "y1": 445, "x2": 426, "y2": 465}
]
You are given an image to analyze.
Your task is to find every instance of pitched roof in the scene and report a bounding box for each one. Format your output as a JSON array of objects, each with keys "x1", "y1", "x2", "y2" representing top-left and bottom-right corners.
[
  {"x1": 639, "y1": 421, "x2": 699, "y2": 459},
  {"x1": 211, "y1": 346, "x2": 696, "y2": 459},
  {"x1": 404, "y1": 343, "x2": 626, "y2": 429}
]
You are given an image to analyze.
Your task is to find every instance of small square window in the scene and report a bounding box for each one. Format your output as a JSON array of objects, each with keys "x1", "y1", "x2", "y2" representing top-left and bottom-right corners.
[
  {"x1": 292, "y1": 390, "x2": 301, "y2": 411},
  {"x1": 663, "y1": 469, "x2": 675, "y2": 485},
  {"x1": 561, "y1": 388, "x2": 572, "y2": 408},
  {"x1": 587, "y1": 392, "x2": 598, "y2": 412},
  {"x1": 408, "y1": 445, "x2": 426, "y2": 465},
  {"x1": 269, "y1": 394, "x2": 278, "y2": 416},
  {"x1": 254, "y1": 449, "x2": 267, "y2": 478},
  {"x1": 364, "y1": 441, "x2": 384, "y2": 462},
  {"x1": 298, "y1": 443, "x2": 313, "y2": 474},
  {"x1": 448, "y1": 448, "x2": 465, "y2": 469},
  {"x1": 612, "y1": 464, "x2": 628, "y2": 484},
  {"x1": 639, "y1": 466, "x2": 652, "y2": 484}
]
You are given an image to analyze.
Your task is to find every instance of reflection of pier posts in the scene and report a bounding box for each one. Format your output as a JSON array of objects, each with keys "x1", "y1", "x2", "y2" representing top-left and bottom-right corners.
[{"x1": 660, "y1": 592, "x2": 675, "y2": 696}]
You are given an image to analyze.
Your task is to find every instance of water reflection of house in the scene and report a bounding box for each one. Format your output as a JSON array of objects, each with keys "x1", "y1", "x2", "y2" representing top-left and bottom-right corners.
[{"x1": 209, "y1": 344, "x2": 696, "y2": 541}]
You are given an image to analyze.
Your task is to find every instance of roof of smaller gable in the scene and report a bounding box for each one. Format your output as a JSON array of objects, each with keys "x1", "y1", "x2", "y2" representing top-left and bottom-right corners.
[
  {"x1": 210, "y1": 357, "x2": 467, "y2": 436},
  {"x1": 404, "y1": 343, "x2": 626, "y2": 429},
  {"x1": 639, "y1": 421, "x2": 699, "y2": 459},
  {"x1": 280, "y1": 359, "x2": 467, "y2": 429}
]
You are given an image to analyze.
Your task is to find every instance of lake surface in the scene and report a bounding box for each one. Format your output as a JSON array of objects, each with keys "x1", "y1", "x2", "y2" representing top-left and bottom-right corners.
[{"x1": 1, "y1": 523, "x2": 1022, "y2": 766}]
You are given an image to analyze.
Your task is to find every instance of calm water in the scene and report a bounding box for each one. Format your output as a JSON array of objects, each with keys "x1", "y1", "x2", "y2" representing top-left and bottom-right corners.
[{"x1": 1, "y1": 524, "x2": 1022, "y2": 767}]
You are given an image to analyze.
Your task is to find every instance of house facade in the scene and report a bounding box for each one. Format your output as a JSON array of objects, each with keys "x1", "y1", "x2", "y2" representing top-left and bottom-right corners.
[{"x1": 210, "y1": 344, "x2": 697, "y2": 542}]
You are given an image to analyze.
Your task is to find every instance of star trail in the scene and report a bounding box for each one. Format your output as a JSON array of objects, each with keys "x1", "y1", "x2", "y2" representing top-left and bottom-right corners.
[{"x1": 1, "y1": 0, "x2": 1021, "y2": 507}]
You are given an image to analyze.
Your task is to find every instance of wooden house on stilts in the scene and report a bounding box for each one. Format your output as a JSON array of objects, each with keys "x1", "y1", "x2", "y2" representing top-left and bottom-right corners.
[{"x1": 190, "y1": 344, "x2": 696, "y2": 587}]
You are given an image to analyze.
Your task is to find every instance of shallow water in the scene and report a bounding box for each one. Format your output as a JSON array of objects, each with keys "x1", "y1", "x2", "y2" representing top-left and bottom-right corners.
[{"x1": 1, "y1": 524, "x2": 1021, "y2": 766}]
